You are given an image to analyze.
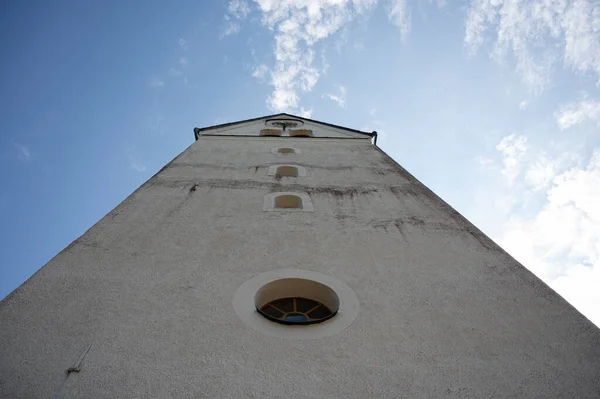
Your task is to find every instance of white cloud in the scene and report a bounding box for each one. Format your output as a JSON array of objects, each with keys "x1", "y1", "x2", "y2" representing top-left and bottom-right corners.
[
  {"x1": 465, "y1": 0, "x2": 600, "y2": 94},
  {"x1": 179, "y1": 38, "x2": 188, "y2": 51},
  {"x1": 252, "y1": 0, "x2": 379, "y2": 113},
  {"x1": 14, "y1": 143, "x2": 32, "y2": 162},
  {"x1": 127, "y1": 151, "x2": 147, "y2": 172},
  {"x1": 168, "y1": 68, "x2": 182, "y2": 77},
  {"x1": 353, "y1": 41, "x2": 365, "y2": 51},
  {"x1": 179, "y1": 56, "x2": 188, "y2": 66},
  {"x1": 496, "y1": 134, "x2": 528, "y2": 184},
  {"x1": 524, "y1": 153, "x2": 559, "y2": 191},
  {"x1": 129, "y1": 161, "x2": 147, "y2": 172},
  {"x1": 387, "y1": 0, "x2": 411, "y2": 41},
  {"x1": 223, "y1": 16, "x2": 242, "y2": 36},
  {"x1": 322, "y1": 84, "x2": 347, "y2": 107},
  {"x1": 298, "y1": 107, "x2": 313, "y2": 118},
  {"x1": 321, "y1": 49, "x2": 330, "y2": 74},
  {"x1": 229, "y1": 1, "x2": 413, "y2": 114},
  {"x1": 555, "y1": 98, "x2": 600, "y2": 129},
  {"x1": 479, "y1": 135, "x2": 600, "y2": 326},
  {"x1": 491, "y1": 134, "x2": 580, "y2": 191},
  {"x1": 519, "y1": 100, "x2": 529, "y2": 110},
  {"x1": 499, "y1": 149, "x2": 600, "y2": 326},
  {"x1": 228, "y1": 0, "x2": 251, "y2": 19},
  {"x1": 223, "y1": 0, "x2": 251, "y2": 37},
  {"x1": 149, "y1": 76, "x2": 164, "y2": 88},
  {"x1": 252, "y1": 64, "x2": 269, "y2": 79},
  {"x1": 475, "y1": 155, "x2": 495, "y2": 170}
]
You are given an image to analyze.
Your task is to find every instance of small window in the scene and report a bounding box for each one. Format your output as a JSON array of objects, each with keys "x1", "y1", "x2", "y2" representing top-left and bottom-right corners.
[
  {"x1": 274, "y1": 195, "x2": 302, "y2": 209},
  {"x1": 260, "y1": 129, "x2": 281, "y2": 137},
  {"x1": 289, "y1": 129, "x2": 312, "y2": 137},
  {"x1": 276, "y1": 166, "x2": 298, "y2": 177},
  {"x1": 263, "y1": 192, "x2": 313, "y2": 212},
  {"x1": 268, "y1": 164, "x2": 307, "y2": 177},
  {"x1": 270, "y1": 147, "x2": 301, "y2": 155}
]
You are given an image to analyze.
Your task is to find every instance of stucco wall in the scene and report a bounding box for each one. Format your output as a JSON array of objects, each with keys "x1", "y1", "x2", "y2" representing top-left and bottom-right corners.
[{"x1": 1, "y1": 133, "x2": 599, "y2": 398}]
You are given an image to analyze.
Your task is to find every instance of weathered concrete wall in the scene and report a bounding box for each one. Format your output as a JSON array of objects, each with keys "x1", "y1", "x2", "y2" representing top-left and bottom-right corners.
[{"x1": 1, "y1": 133, "x2": 599, "y2": 398}]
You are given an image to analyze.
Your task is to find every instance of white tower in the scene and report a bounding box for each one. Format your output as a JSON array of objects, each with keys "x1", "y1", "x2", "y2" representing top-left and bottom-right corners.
[{"x1": 1, "y1": 113, "x2": 599, "y2": 398}]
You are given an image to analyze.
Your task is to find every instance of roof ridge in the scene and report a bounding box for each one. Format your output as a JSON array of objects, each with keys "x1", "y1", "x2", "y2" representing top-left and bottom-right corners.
[{"x1": 193, "y1": 113, "x2": 375, "y2": 140}]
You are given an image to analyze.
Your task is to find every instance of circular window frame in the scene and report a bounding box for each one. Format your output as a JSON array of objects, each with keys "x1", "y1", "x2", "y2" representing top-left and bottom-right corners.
[
  {"x1": 233, "y1": 269, "x2": 359, "y2": 339},
  {"x1": 265, "y1": 118, "x2": 304, "y2": 130},
  {"x1": 255, "y1": 278, "x2": 340, "y2": 325}
]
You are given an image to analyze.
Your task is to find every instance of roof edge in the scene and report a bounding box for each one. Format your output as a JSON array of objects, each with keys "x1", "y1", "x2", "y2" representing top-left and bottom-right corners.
[{"x1": 193, "y1": 112, "x2": 375, "y2": 140}]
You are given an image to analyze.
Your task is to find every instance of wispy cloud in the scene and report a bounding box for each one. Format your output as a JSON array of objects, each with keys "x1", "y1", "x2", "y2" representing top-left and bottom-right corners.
[
  {"x1": 222, "y1": 1, "x2": 250, "y2": 37},
  {"x1": 519, "y1": 100, "x2": 529, "y2": 110},
  {"x1": 252, "y1": 64, "x2": 268, "y2": 80},
  {"x1": 499, "y1": 149, "x2": 600, "y2": 326},
  {"x1": 388, "y1": 0, "x2": 411, "y2": 41},
  {"x1": 179, "y1": 38, "x2": 188, "y2": 51},
  {"x1": 555, "y1": 98, "x2": 600, "y2": 129},
  {"x1": 127, "y1": 151, "x2": 147, "y2": 173},
  {"x1": 322, "y1": 84, "x2": 347, "y2": 107},
  {"x1": 321, "y1": 50, "x2": 330, "y2": 74},
  {"x1": 464, "y1": 0, "x2": 600, "y2": 94},
  {"x1": 496, "y1": 134, "x2": 528, "y2": 185},
  {"x1": 164, "y1": 41, "x2": 190, "y2": 84},
  {"x1": 298, "y1": 107, "x2": 313, "y2": 118},
  {"x1": 149, "y1": 76, "x2": 164, "y2": 88},
  {"x1": 228, "y1": 0, "x2": 251, "y2": 19},
  {"x1": 129, "y1": 161, "x2": 147, "y2": 172},
  {"x1": 477, "y1": 135, "x2": 600, "y2": 325},
  {"x1": 225, "y1": 0, "x2": 413, "y2": 114},
  {"x1": 14, "y1": 143, "x2": 32, "y2": 162},
  {"x1": 222, "y1": 15, "x2": 241, "y2": 36},
  {"x1": 251, "y1": 0, "x2": 379, "y2": 113},
  {"x1": 168, "y1": 68, "x2": 182, "y2": 77}
]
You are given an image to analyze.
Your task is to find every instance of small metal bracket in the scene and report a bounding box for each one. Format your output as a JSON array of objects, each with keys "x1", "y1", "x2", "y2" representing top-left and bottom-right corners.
[{"x1": 66, "y1": 343, "x2": 92, "y2": 374}]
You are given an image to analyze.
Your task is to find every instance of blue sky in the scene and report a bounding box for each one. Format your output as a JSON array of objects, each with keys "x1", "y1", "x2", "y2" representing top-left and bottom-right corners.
[{"x1": 1, "y1": 0, "x2": 599, "y2": 326}]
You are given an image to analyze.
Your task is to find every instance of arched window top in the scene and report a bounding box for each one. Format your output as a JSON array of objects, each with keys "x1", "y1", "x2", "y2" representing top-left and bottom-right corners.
[
  {"x1": 270, "y1": 147, "x2": 301, "y2": 155},
  {"x1": 260, "y1": 129, "x2": 281, "y2": 137},
  {"x1": 288, "y1": 129, "x2": 313, "y2": 137},
  {"x1": 276, "y1": 166, "x2": 298, "y2": 177},
  {"x1": 254, "y1": 278, "x2": 339, "y2": 325},
  {"x1": 275, "y1": 194, "x2": 302, "y2": 209},
  {"x1": 268, "y1": 164, "x2": 307, "y2": 177},
  {"x1": 263, "y1": 192, "x2": 314, "y2": 212}
]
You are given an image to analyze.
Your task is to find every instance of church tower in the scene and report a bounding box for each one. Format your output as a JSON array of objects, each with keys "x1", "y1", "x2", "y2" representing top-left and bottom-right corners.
[{"x1": 1, "y1": 113, "x2": 599, "y2": 397}]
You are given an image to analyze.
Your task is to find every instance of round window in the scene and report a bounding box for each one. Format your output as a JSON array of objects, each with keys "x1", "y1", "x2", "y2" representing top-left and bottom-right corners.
[
  {"x1": 258, "y1": 297, "x2": 336, "y2": 325},
  {"x1": 265, "y1": 118, "x2": 304, "y2": 130},
  {"x1": 254, "y1": 278, "x2": 339, "y2": 326},
  {"x1": 234, "y1": 269, "x2": 359, "y2": 339}
]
